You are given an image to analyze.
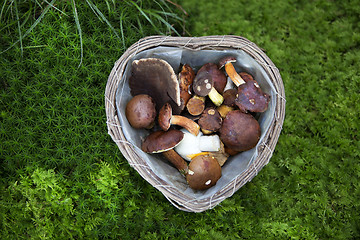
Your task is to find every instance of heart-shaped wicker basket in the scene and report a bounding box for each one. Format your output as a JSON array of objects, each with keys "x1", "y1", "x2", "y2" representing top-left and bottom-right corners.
[{"x1": 105, "y1": 35, "x2": 285, "y2": 212}]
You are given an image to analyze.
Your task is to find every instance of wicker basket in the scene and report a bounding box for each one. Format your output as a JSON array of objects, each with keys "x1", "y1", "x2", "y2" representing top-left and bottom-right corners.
[{"x1": 105, "y1": 35, "x2": 285, "y2": 212}]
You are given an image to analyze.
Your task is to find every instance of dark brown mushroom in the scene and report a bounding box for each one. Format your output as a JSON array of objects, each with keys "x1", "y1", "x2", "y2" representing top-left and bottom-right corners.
[
  {"x1": 178, "y1": 64, "x2": 195, "y2": 112},
  {"x1": 129, "y1": 58, "x2": 182, "y2": 114},
  {"x1": 186, "y1": 95, "x2": 206, "y2": 116},
  {"x1": 125, "y1": 94, "x2": 157, "y2": 129},
  {"x1": 158, "y1": 102, "x2": 200, "y2": 136},
  {"x1": 219, "y1": 56, "x2": 270, "y2": 113},
  {"x1": 141, "y1": 129, "x2": 184, "y2": 153},
  {"x1": 222, "y1": 88, "x2": 237, "y2": 107},
  {"x1": 235, "y1": 72, "x2": 270, "y2": 113},
  {"x1": 198, "y1": 107, "x2": 223, "y2": 134},
  {"x1": 186, "y1": 155, "x2": 222, "y2": 190},
  {"x1": 198, "y1": 63, "x2": 227, "y2": 94},
  {"x1": 219, "y1": 56, "x2": 245, "y2": 87},
  {"x1": 192, "y1": 71, "x2": 224, "y2": 107},
  {"x1": 219, "y1": 110, "x2": 261, "y2": 152}
]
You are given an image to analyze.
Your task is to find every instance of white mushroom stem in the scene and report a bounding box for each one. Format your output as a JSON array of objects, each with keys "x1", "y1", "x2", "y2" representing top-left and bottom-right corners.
[
  {"x1": 174, "y1": 129, "x2": 222, "y2": 161},
  {"x1": 223, "y1": 76, "x2": 236, "y2": 92}
]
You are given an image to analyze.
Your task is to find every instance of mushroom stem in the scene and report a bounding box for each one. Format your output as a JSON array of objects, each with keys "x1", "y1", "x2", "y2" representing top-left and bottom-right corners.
[
  {"x1": 217, "y1": 105, "x2": 234, "y2": 118},
  {"x1": 162, "y1": 149, "x2": 189, "y2": 176},
  {"x1": 171, "y1": 115, "x2": 200, "y2": 136},
  {"x1": 208, "y1": 87, "x2": 224, "y2": 106},
  {"x1": 224, "y1": 63, "x2": 245, "y2": 87}
]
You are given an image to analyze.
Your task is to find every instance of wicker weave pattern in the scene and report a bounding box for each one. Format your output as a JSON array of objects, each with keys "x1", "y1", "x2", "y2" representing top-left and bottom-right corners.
[{"x1": 105, "y1": 35, "x2": 285, "y2": 212}]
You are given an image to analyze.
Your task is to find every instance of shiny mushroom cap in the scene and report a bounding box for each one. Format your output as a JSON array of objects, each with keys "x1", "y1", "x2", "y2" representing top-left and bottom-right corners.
[
  {"x1": 125, "y1": 94, "x2": 157, "y2": 129},
  {"x1": 141, "y1": 129, "x2": 184, "y2": 153},
  {"x1": 218, "y1": 56, "x2": 237, "y2": 69},
  {"x1": 198, "y1": 63, "x2": 227, "y2": 94},
  {"x1": 219, "y1": 110, "x2": 261, "y2": 152},
  {"x1": 186, "y1": 154, "x2": 222, "y2": 190},
  {"x1": 235, "y1": 72, "x2": 270, "y2": 113},
  {"x1": 129, "y1": 58, "x2": 182, "y2": 114},
  {"x1": 198, "y1": 107, "x2": 223, "y2": 134},
  {"x1": 192, "y1": 70, "x2": 213, "y2": 97}
]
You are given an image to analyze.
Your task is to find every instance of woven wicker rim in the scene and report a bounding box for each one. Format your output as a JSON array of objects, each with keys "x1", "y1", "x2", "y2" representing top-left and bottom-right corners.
[{"x1": 105, "y1": 35, "x2": 286, "y2": 212}]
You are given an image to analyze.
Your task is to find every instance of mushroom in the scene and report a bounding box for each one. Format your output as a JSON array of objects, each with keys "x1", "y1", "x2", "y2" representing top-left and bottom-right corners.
[
  {"x1": 219, "y1": 56, "x2": 270, "y2": 113},
  {"x1": 192, "y1": 70, "x2": 224, "y2": 107},
  {"x1": 158, "y1": 102, "x2": 200, "y2": 136},
  {"x1": 129, "y1": 58, "x2": 182, "y2": 114},
  {"x1": 197, "y1": 63, "x2": 227, "y2": 94},
  {"x1": 162, "y1": 149, "x2": 189, "y2": 176},
  {"x1": 219, "y1": 56, "x2": 245, "y2": 87},
  {"x1": 219, "y1": 110, "x2": 261, "y2": 152},
  {"x1": 186, "y1": 95, "x2": 206, "y2": 116},
  {"x1": 235, "y1": 72, "x2": 270, "y2": 113},
  {"x1": 125, "y1": 94, "x2": 157, "y2": 129},
  {"x1": 222, "y1": 88, "x2": 237, "y2": 107},
  {"x1": 174, "y1": 129, "x2": 221, "y2": 161},
  {"x1": 141, "y1": 129, "x2": 184, "y2": 153},
  {"x1": 186, "y1": 155, "x2": 222, "y2": 190},
  {"x1": 178, "y1": 64, "x2": 195, "y2": 112},
  {"x1": 198, "y1": 107, "x2": 223, "y2": 134}
]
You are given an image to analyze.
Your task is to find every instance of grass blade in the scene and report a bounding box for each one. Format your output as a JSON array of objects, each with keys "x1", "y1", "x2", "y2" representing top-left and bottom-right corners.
[
  {"x1": 71, "y1": 0, "x2": 83, "y2": 68},
  {"x1": 143, "y1": 9, "x2": 180, "y2": 36},
  {"x1": 128, "y1": 0, "x2": 162, "y2": 34},
  {"x1": 1, "y1": 0, "x2": 56, "y2": 54},
  {"x1": 85, "y1": 0, "x2": 120, "y2": 39},
  {"x1": 14, "y1": 1, "x2": 23, "y2": 57}
]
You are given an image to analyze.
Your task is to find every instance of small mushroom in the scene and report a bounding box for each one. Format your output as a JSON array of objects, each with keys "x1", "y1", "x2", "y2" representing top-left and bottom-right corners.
[
  {"x1": 219, "y1": 110, "x2": 261, "y2": 152},
  {"x1": 219, "y1": 56, "x2": 270, "y2": 113},
  {"x1": 198, "y1": 63, "x2": 227, "y2": 94},
  {"x1": 186, "y1": 95, "x2": 206, "y2": 116},
  {"x1": 178, "y1": 64, "x2": 195, "y2": 112},
  {"x1": 192, "y1": 70, "x2": 224, "y2": 107},
  {"x1": 219, "y1": 56, "x2": 245, "y2": 87},
  {"x1": 141, "y1": 129, "x2": 184, "y2": 153},
  {"x1": 186, "y1": 155, "x2": 222, "y2": 190},
  {"x1": 222, "y1": 88, "x2": 237, "y2": 107},
  {"x1": 129, "y1": 58, "x2": 182, "y2": 114},
  {"x1": 235, "y1": 72, "x2": 270, "y2": 113},
  {"x1": 198, "y1": 107, "x2": 223, "y2": 134},
  {"x1": 125, "y1": 94, "x2": 157, "y2": 129},
  {"x1": 158, "y1": 102, "x2": 200, "y2": 136}
]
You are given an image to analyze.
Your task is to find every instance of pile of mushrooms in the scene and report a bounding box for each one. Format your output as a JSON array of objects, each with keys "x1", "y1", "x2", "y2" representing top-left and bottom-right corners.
[{"x1": 125, "y1": 56, "x2": 270, "y2": 190}]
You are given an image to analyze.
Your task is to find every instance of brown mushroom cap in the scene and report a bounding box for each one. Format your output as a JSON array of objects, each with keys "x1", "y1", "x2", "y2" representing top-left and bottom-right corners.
[
  {"x1": 198, "y1": 63, "x2": 227, "y2": 94},
  {"x1": 158, "y1": 102, "x2": 200, "y2": 136},
  {"x1": 192, "y1": 70, "x2": 213, "y2": 97},
  {"x1": 125, "y1": 94, "x2": 157, "y2": 129},
  {"x1": 235, "y1": 72, "x2": 270, "y2": 113},
  {"x1": 219, "y1": 110, "x2": 261, "y2": 152},
  {"x1": 198, "y1": 107, "x2": 223, "y2": 134},
  {"x1": 222, "y1": 88, "x2": 237, "y2": 107},
  {"x1": 129, "y1": 58, "x2": 182, "y2": 114},
  {"x1": 186, "y1": 155, "x2": 222, "y2": 190},
  {"x1": 218, "y1": 56, "x2": 237, "y2": 69},
  {"x1": 141, "y1": 129, "x2": 184, "y2": 153}
]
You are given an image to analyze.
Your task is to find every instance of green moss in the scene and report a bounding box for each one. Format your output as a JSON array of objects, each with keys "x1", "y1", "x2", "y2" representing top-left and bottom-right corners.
[{"x1": 1, "y1": 0, "x2": 360, "y2": 239}]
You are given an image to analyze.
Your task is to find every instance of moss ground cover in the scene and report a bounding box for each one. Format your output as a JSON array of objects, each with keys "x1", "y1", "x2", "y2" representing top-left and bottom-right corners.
[{"x1": 1, "y1": 0, "x2": 360, "y2": 239}]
